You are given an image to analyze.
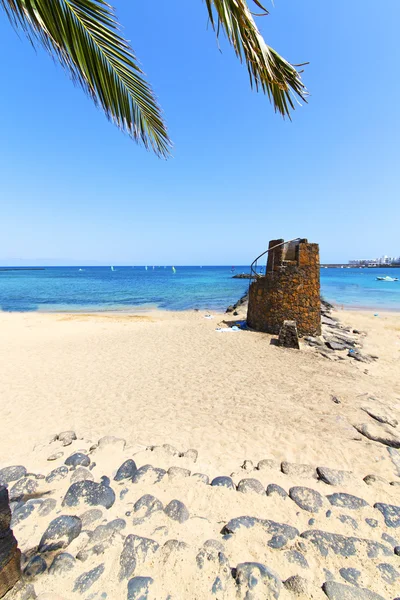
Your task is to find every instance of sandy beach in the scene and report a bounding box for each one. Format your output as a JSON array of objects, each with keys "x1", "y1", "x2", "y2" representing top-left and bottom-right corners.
[{"x1": 1, "y1": 306, "x2": 400, "y2": 599}]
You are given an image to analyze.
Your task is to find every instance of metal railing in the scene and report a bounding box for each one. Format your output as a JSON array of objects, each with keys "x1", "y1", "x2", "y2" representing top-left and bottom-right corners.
[{"x1": 249, "y1": 238, "x2": 302, "y2": 281}]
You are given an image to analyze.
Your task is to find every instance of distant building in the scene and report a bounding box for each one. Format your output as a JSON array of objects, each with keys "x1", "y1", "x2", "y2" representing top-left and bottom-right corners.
[{"x1": 349, "y1": 255, "x2": 400, "y2": 266}]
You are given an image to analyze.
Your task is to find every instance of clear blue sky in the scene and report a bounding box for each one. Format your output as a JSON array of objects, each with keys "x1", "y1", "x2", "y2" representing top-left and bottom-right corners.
[{"x1": 1, "y1": 0, "x2": 399, "y2": 265}]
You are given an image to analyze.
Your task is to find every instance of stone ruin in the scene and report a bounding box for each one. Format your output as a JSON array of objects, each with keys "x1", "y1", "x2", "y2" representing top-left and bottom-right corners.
[{"x1": 247, "y1": 238, "x2": 321, "y2": 338}]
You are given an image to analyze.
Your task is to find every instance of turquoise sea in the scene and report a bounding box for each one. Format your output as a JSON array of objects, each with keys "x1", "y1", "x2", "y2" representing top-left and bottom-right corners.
[{"x1": 0, "y1": 266, "x2": 399, "y2": 312}]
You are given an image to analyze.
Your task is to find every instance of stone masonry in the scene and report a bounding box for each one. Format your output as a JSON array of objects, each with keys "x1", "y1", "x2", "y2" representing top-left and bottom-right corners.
[
  {"x1": 247, "y1": 238, "x2": 321, "y2": 337},
  {"x1": 0, "y1": 487, "x2": 21, "y2": 598}
]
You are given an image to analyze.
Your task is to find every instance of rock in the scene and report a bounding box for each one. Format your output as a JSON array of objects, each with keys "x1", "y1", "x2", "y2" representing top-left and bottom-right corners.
[
  {"x1": 11, "y1": 501, "x2": 38, "y2": 527},
  {"x1": 49, "y1": 553, "x2": 75, "y2": 575},
  {"x1": 167, "y1": 467, "x2": 191, "y2": 479},
  {"x1": 289, "y1": 487, "x2": 323, "y2": 513},
  {"x1": 37, "y1": 499, "x2": 57, "y2": 517},
  {"x1": 13, "y1": 582, "x2": 37, "y2": 599},
  {"x1": 374, "y1": 502, "x2": 400, "y2": 528},
  {"x1": 322, "y1": 315, "x2": 339, "y2": 327},
  {"x1": 164, "y1": 500, "x2": 189, "y2": 523},
  {"x1": 203, "y1": 539, "x2": 225, "y2": 554},
  {"x1": 57, "y1": 431, "x2": 77, "y2": 446},
  {"x1": 90, "y1": 519, "x2": 126, "y2": 545},
  {"x1": 73, "y1": 563, "x2": 104, "y2": 593},
  {"x1": 268, "y1": 534, "x2": 287, "y2": 549},
  {"x1": 237, "y1": 478, "x2": 265, "y2": 495},
  {"x1": 241, "y1": 460, "x2": 254, "y2": 471},
  {"x1": 62, "y1": 481, "x2": 115, "y2": 510},
  {"x1": 394, "y1": 546, "x2": 400, "y2": 556},
  {"x1": 388, "y1": 447, "x2": 400, "y2": 476},
  {"x1": 327, "y1": 493, "x2": 369, "y2": 510},
  {"x1": 235, "y1": 562, "x2": 281, "y2": 599},
  {"x1": 283, "y1": 575, "x2": 311, "y2": 595},
  {"x1": 100, "y1": 476, "x2": 110, "y2": 487},
  {"x1": 47, "y1": 452, "x2": 64, "y2": 461},
  {"x1": 266, "y1": 484, "x2": 288, "y2": 499},
  {"x1": 278, "y1": 320, "x2": 300, "y2": 349},
  {"x1": 340, "y1": 567, "x2": 361, "y2": 586},
  {"x1": 361, "y1": 406, "x2": 398, "y2": 428},
  {"x1": 8, "y1": 478, "x2": 38, "y2": 502},
  {"x1": 363, "y1": 474, "x2": 388, "y2": 486},
  {"x1": 191, "y1": 473, "x2": 210, "y2": 484},
  {"x1": 162, "y1": 539, "x2": 189, "y2": 561},
  {"x1": 0, "y1": 466, "x2": 27, "y2": 486},
  {"x1": 39, "y1": 515, "x2": 82, "y2": 552},
  {"x1": 120, "y1": 489, "x2": 128, "y2": 501},
  {"x1": 317, "y1": 467, "x2": 354, "y2": 486},
  {"x1": 46, "y1": 466, "x2": 69, "y2": 484},
  {"x1": 281, "y1": 462, "x2": 316, "y2": 479},
  {"x1": 332, "y1": 396, "x2": 341, "y2": 404},
  {"x1": 181, "y1": 449, "x2": 198, "y2": 462},
  {"x1": 211, "y1": 476, "x2": 235, "y2": 490},
  {"x1": 348, "y1": 350, "x2": 371, "y2": 363},
  {"x1": 131, "y1": 465, "x2": 166, "y2": 485},
  {"x1": 133, "y1": 494, "x2": 163, "y2": 516},
  {"x1": 119, "y1": 535, "x2": 159, "y2": 581},
  {"x1": 322, "y1": 580, "x2": 386, "y2": 600},
  {"x1": 114, "y1": 460, "x2": 137, "y2": 482},
  {"x1": 284, "y1": 550, "x2": 309, "y2": 569},
  {"x1": 80, "y1": 509, "x2": 103, "y2": 528},
  {"x1": 381, "y1": 532, "x2": 398, "y2": 547},
  {"x1": 222, "y1": 516, "x2": 298, "y2": 540},
  {"x1": 376, "y1": 562, "x2": 399, "y2": 584},
  {"x1": 64, "y1": 453, "x2": 90, "y2": 468},
  {"x1": 326, "y1": 341, "x2": 348, "y2": 351},
  {"x1": 300, "y1": 530, "x2": 392, "y2": 558},
  {"x1": 257, "y1": 459, "x2": 280, "y2": 471},
  {"x1": 162, "y1": 444, "x2": 179, "y2": 456},
  {"x1": 338, "y1": 514, "x2": 358, "y2": 529},
  {"x1": 127, "y1": 576, "x2": 154, "y2": 600},
  {"x1": 354, "y1": 422, "x2": 400, "y2": 448},
  {"x1": 24, "y1": 555, "x2": 47, "y2": 578},
  {"x1": 70, "y1": 467, "x2": 94, "y2": 484},
  {"x1": 365, "y1": 518, "x2": 379, "y2": 528},
  {"x1": 97, "y1": 436, "x2": 126, "y2": 452}
]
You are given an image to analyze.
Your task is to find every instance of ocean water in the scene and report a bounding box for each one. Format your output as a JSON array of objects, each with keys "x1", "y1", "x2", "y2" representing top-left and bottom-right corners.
[{"x1": 0, "y1": 266, "x2": 399, "y2": 312}]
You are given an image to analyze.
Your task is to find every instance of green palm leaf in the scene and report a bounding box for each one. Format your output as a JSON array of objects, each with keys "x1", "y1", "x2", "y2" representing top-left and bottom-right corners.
[
  {"x1": 1, "y1": 0, "x2": 171, "y2": 156},
  {"x1": 204, "y1": 0, "x2": 308, "y2": 116}
]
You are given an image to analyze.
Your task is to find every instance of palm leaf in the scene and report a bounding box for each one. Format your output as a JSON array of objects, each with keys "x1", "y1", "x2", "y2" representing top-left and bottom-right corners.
[
  {"x1": 1, "y1": 0, "x2": 171, "y2": 156},
  {"x1": 204, "y1": 0, "x2": 308, "y2": 117}
]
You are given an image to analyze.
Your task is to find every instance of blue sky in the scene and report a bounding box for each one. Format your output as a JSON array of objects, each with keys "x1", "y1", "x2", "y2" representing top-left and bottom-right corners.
[{"x1": 1, "y1": 0, "x2": 399, "y2": 265}]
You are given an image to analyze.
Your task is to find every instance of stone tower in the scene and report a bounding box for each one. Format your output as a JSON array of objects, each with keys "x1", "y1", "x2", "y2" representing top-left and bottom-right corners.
[{"x1": 247, "y1": 238, "x2": 321, "y2": 337}]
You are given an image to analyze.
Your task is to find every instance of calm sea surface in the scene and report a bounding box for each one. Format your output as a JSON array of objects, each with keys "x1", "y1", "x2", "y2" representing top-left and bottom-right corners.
[{"x1": 0, "y1": 266, "x2": 399, "y2": 312}]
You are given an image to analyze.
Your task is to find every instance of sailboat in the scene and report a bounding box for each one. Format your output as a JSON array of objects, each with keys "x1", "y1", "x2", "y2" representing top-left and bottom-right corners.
[
  {"x1": 110, "y1": 266, "x2": 115, "y2": 272},
  {"x1": 172, "y1": 266, "x2": 176, "y2": 274},
  {"x1": 145, "y1": 266, "x2": 148, "y2": 271}
]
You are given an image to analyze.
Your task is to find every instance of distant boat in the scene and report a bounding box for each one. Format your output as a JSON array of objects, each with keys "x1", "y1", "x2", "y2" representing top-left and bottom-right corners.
[
  {"x1": 376, "y1": 276, "x2": 398, "y2": 282},
  {"x1": 153, "y1": 266, "x2": 155, "y2": 270},
  {"x1": 172, "y1": 266, "x2": 176, "y2": 274},
  {"x1": 145, "y1": 266, "x2": 148, "y2": 271},
  {"x1": 78, "y1": 268, "x2": 84, "y2": 272},
  {"x1": 110, "y1": 266, "x2": 115, "y2": 272},
  {"x1": 231, "y1": 266, "x2": 235, "y2": 273}
]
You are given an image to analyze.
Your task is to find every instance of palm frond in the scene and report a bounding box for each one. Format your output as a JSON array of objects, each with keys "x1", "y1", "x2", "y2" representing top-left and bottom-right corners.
[
  {"x1": 204, "y1": 0, "x2": 308, "y2": 117},
  {"x1": 1, "y1": 0, "x2": 171, "y2": 156}
]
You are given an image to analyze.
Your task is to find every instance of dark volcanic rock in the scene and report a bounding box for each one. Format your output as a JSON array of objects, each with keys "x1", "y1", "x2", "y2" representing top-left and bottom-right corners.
[
  {"x1": 211, "y1": 476, "x2": 235, "y2": 490},
  {"x1": 267, "y1": 534, "x2": 287, "y2": 549},
  {"x1": 65, "y1": 453, "x2": 90, "y2": 468},
  {"x1": 300, "y1": 530, "x2": 392, "y2": 558},
  {"x1": 127, "y1": 576, "x2": 154, "y2": 600},
  {"x1": 323, "y1": 580, "x2": 386, "y2": 600},
  {"x1": 120, "y1": 535, "x2": 159, "y2": 581},
  {"x1": 114, "y1": 460, "x2": 137, "y2": 482},
  {"x1": 339, "y1": 567, "x2": 361, "y2": 586},
  {"x1": 71, "y1": 467, "x2": 94, "y2": 484},
  {"x1": 90, "y1": 519, "x2": 126, "y2": 545},
  {"x1": 337, "y1": 514, "x2": 359, "y2": 530},
  {"x1": 266, "y1": 484, "x2": 288, "y2": 498},
  {"x1": 289, "y1": 486, "x2": 323, "y2": 513},
  {"x1": 39, "y1": 515, "x2": 82, "y2": 552},
  {"x1": 374, "y1": 502, "x2": 400, "y2": 528},
  {"x1": 284, "y1": 575, "x2": 310, "y2": 595},
  {"x1": 284, "y1": 550, "x2": 309, "y2": 569},
  {"x1": 235, "y1": 562, "x2": 281, "y2": 599},
  {"x1": 73, "y1": 563, "x2": 104, "y2": 593},
  {"x1": 37, "y1": 498, "x2": 57, "y2": 517},
  {"x1": 237, "y1": 478, "x2": 265, "y2": 495},
  {"x1": 24, "y1": 555, "x2": 47, "y2": 578},
  {"x1": 365, "y1": 518, "x2": 379, "y2": 529},
  {"x1": 11, "y1": 500, "x2": 40, "y2": 527},
  {"x1": 327, "y1": 493, "x2": 369, "y2": 510},
  {"x1": 9, "y1": 478, "x2": 38, "y2": 501},
  {"x1": 131, "y1": 465, "x2": 166, "y2": 485},
  {"x1": 0, "y1": 465, "x2": 26, "y2": 486},
  {"x1": 222, "y1": 516, "x2": 298, "y2": 540},
  {"x1": 376, "y1": 562, "x2": 399, "y2": 584},
  {"x1": 46, "y1": 466, "x2": 69, "y2": 484},
  {"x1": 317, "y1": 467, "x2": 354, "y2": 486},
  {"x1": 164, "y1": 499, "x2": 189, "y2": 523},
  {"x1": 381, "y1": 532, "x2": 399, "y2": 548},
  {"x1": 49, "y1": 552, "x2": 75, "y2": 575},
  {"x1": 62, "y1": 480, "x2": 115, "y2": 509},
  {"x1": 133, "y1": 494, "x2": 163, "y2": 516}
]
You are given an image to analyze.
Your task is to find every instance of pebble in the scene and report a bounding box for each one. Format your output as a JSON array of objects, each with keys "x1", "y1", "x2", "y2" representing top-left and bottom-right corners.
[
  {"x1": 49, "y1": 552, "x2": 75, "y2": 575},
  {"x1": 191, "y1": 473, "x2": 209, "y2": 484},
  {"x1": 283, "y1": 575, "x2": 311, "y2": 595},
  {"x1": 317, "y1": 466, "x2": 354, "y2": 486},
  {"x1": 57, "y1": 431, "x2": 77, "y2": 446},
  {"x1": 46, "y1": 466, "x2": 69, "y2": 484},
  {"x1": 70, "y1": 467, "x2": 94, "y2": 484},
  {"x1": 24, "y1": 555, "x2": 47, "y2": 578},
  {"x1": 9, "y1": 478, "x2": 38, "y2": 502},
  {"x1": 90, "y1": 519, "x2": 126, "y2": 545},
  {"x1": 0, "y1": 465, "x2": 27, "y2": 486},
  {"x1": 257, "y1": 459, "x2": 280, "y2": 471},
  {"x1": 167, "y1": 467, "x2": 191, "y2": 479},
  {"x1": 64, "y1": 453, "x2": 90, "y2": 468},
  {"x1": 127, "y1": 576, "x2": 154, "y2": 600},
  {"x1": 394, "y1": 546, "x2": 400, "y2": 556},
  {"x1": 114, "y1": 460, "x2": 137, "y2": 482},
  {"x1": 374, "y1": 502, "x2": 400, "y2": 528},
  {"x1": 381, "y1": 532, "x2": 398, "y2": 547},
  {"x1": 363, "y1": 474, "x2": 388, "y2": 486},
  {"x1": 281, "y1": 462, "x2": 317, "y2": 479},
  {"x1": 47, "y1": 452, "x2": 64, "y2": 462},
  {"x1": 365, "y1": 518, "x2": 379, "y2": 528},
  {"x1": 100, "y1": 476, "x2": 110, "y2": 487},
  {"x1": 241, "y1": 460, "x2": 254, "y2": 471},
  {"x1": 339, "y1": 567, "x2": 361, "y2": 586},
  {"x1": 164, "y1": 499, "x2": 189, "y2": 523},
  {"x1": 322, "y1": 580, "x2": 386, "y2": 599},
  {"x1": 211, "y1": 476, "x2": 235, "y2": 490},
  {"x1": 289, "y1": 486, "x2": 324, "y2": 513},
  {"x1": 266, "y1": 484, "x2": 288, "y2": 498},
  {"x1": 119, "y1": 535, "x2": 159, "y2": 581},
  {"x1": 162, "y1": 443, "x2": 179, "y2": 456},
  {"x1": 235, "y1": 562, "x2": 281, "y2": 599},
  {"x1": 376, "y1": 562, "x2": 399, "y2": 584},
  {"x1": 284, "y1": 550, "x2": 309, "y2": 569},
  {"x1": 73, "y1": 563, "x2": 105, "y2": 593},
  {"x1": 237, "y1": 478, "x2": 265, "y2": 495},
  {"x1": 327, "y1": 493, "x2": 369, "y2": 510},
  {"x1": 133, "y1": 494, "x2": 163, "y2": 515},
  {"x1": 39, "y1": 515, "x2": 82, "y2": 552},
  {"x1": 268, "y1": 534, "x2": 287, "y2": 549},
  {"x1": 181, "y1": 449, "x2": 198, "y2": 462},
  {"x1": 37, "y1": 498, "x2": 57, "y2": 517},
  {"x1": 131, "y1": 465, "x2": 166, "y2": 485},
  {"x1": 62, "y1": 481, "x2": 115, "y2": 509}
]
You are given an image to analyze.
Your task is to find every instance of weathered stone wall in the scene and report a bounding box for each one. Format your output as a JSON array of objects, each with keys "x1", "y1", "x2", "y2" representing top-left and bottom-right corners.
[
  {"x1": 0, "y1": 487, "x2": 20, "y2": 598},
  {"x1": 247, "y1": 240, "x2": 321, "y2": 337}
]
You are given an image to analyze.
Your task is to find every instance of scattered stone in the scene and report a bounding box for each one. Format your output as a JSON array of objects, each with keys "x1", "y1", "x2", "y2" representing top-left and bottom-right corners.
[
  {"x1": 211, "y1": 476, "x2": 235, "y2": 490},
  {"x1": 308, "y1": 518, "x2": 315, "y2": 526},
  {"x1": 100, "y1": 476, "x2": 110, "y2": 487},
  {"x1": 340, "y1": 567, "x2": 361, "y2": 586},
  {"x1": 167, "y1": 467, "x2": 191, "y2": 479},
  {"x1": 348, "y1": 350, "x2": 371, "y2": 363},
  {"x1": 354, "y1": 422, "x2": 400, "y2": 448},
  {"x1": 322, "y1": 315, "x2": 339, "y2": 327},
  {"x1": 394, "y1": 546, "x2": 400, "y2": 556},
  {"x1": 164, "y1": 499, "x2": 189, "y2": 523},
  {"x1": 268, "y1": 534, "x2": 287, "y2": 549},
  {"x1": 120, "y1": 489, "x2": 128, "y2": 500},
  {"x1": 237, "y1": 478, "x2": 265, "y2": 495},
  {"x1": 133, "y1": 494, "x2": 163, "y2": 516},
  {"x1": 365, "y1": 518, "x2": 379, "y2": 528},
  {"x1": 114, "y1": 460, "x2": 137, "y2": 482},
  {"x1": 62, "y1": 481, "x2": 115, "y2": 510},
  {"x1": 361, "y1": 406, "x2": 398, "y2": 428},
  {"x1": 241, "y1": 460, "x2": 254, "y2": 471},
  {"x1": 222, "y1": 516, "x2": 298, "y2": 540},
  {"x1": 281, "y1": 462, "x2": 316, "y2": 479},
  {"x1": 363, "y1": 474, "x2": 388, "y2": 486},
  {"x1": 376, "y1": 562, "x2": 399, "y2": 584},
  {"x1": 326, "y1": 510, "x2": 332, "y2": 518},
  {"x1": 284, "y1": 550, "x2": 309, "y2": 569},
  {"x1": 47, "y1": 452, "x2": 64, "y2": 461},
  {"x1": 332, "y1": 396, "x2": 341, "y2": 404},
  {"x1": 266, "y1": 484, "x2": 288, "y2": 499},
  {"x1": 39, "y1": 515, "x2": 82, "y2": 552},
  {"x1": 327, "y1": 493, "x2": 369, "y2": 510},
  {"x1": 131, "y1": 465, "x2": 166, "y2": 485},
  {"x1": 0, "y1": 466, "x2": 27, "y2": 486},
  {"x1": 70, "y1": 467, "x2": 94, "y2": 484},
  {"x1": 374, "y1": 502, "x2": 400, "y2": 528},
  {"x1": 257, "y1": 459, "x2": 280, "y2": 471},
  {"x1": 322, "y1": 580, "x2": 386, "y2": 600},
  {"x1": 300, "y1": 530, "x2": 391, "y2": 558},
  {"x1": 64, "y1": 453, "x2": 90, "y2": 468},
  {"x1": 235, "y1": 562, "x2": 281, "y2": 599},
  {"x1": 38, "y1": 498, "x2": 57, "y2": 517},
  {"x1": 119, "y1": 535, "x2": 159, "y2": 581},
  {"x1": 24, "y1": 555, "x2": 47, "y2": 578},
  {"x1": 181, "y1": 449, "x2": 198, "y2": 462},
  {"x1": 46, "y1": 466, "x2": 69, "y2": 484},
  {"x1": 57, "y1": 431, "x2": 77, "y2": 446},
  {"x1": 90, "y1": 519, "x2": 126, "y2": 545},
  {"x1": 11, "y1": 501, "x2": 38, "y2": 527},
  {"x1": 127, "y1": 576, "x2": 154, "y2": 600},
  {"x1": 381, "y1": 532, "x2": 399, "y2": 547},
  {"x1": 203, "y1": 539, "x2": 225, "y2": 554},
  {"x1": 278, "y1": 320, "x2": 300, "y2": 349},
  {"x1": 97, "y1": 436, "x2": 126, "y2": 452},
  {"x1": 49, "y1": 553, "x2": 75, "y2": 575},
  {"x1": 73, "y1": 563, "x2": 104, "y2": 593},
  {"x1": 317, "y1": 466, "x2": 354, "y2": 486},
  {"x1": 9, "y1": 478, "x2": 38, "y2": 501},
  {"x1": 327, "y1": 341, "x2": 348, "y2": 351},
  {"x1": 191, "y1": 473, "x2": 209, "y2": 484},
  {"x1": 284, "y1": 575, "x2": 311, "y2": 595},
  {"x1": 289, "y1": 487, "x2": 323, "y2": 513},
  {"x1": 338, "y1": 514, "x2": 358, "y2": 530}
]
